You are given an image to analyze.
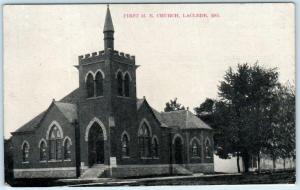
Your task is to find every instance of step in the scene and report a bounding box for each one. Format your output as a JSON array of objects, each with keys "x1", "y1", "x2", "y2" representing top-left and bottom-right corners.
[
  {"x1": 173, "y1": 164, "x2": 193, "y2": 175},
  {"x1": 80, "y1": 165, "x2": 109, "y2": 179}
]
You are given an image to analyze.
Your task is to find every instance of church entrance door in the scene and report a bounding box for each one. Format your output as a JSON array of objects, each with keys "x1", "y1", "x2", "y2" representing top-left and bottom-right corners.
[
  {"x1": 88, "y1": 123, "x2": 104, "y2": 167},
  {"x1": 174, "y1": 137, "x2": 183, "y2": 164}
]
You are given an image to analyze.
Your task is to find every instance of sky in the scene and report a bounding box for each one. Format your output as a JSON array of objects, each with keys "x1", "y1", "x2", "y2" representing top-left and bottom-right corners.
[{"x1": 3, "y1": 4, "x2": 295, "y2": 138}]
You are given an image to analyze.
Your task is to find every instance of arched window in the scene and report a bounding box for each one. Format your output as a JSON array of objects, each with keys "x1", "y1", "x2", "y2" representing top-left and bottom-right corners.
[
  {"x1": 39, "y1": 141, "x2": 47, "y2": 161},
  {"x1": 117, "y1": 72, "x2": 123, "y2": 96},
  {"x1": 49, "y1": 125, "x2": 62, "y2": 160},
  {"x1": 190, "y1": 138, "x2": 201, "y2": 158},
  {"x1": 86, "y1": 73, "x2": 94, "y2": 98},
  {"x1": 205, "y1": 139, "x2": 212, "y2": 158},
  {"x1": 64, "y1": 138, "x2": 71, "y2": 160},
  {"x1": 192, "y1": 142, "x2": 198, "y2": 157},
  {"x1": 95, "y1": 72, "x2": 104, "y2": 97},
  {"x1": 192, "y1": 141, "x2": 200, "y2": 157},
  {"x1": 152, "y1": 137, "x2": 159, "y2": 158},
  {"x1": 124, "y1": 73, "x2": 130, "y2": 97},
  {"x1": 121, "y1": 134, "x2": 129, "y2": 157},
  {"x1": 22, "y1": 142, "x2": 29, "y2": 162},
  {"x1": 138, "y1": 123, "x2": 151, "y2": 157}
]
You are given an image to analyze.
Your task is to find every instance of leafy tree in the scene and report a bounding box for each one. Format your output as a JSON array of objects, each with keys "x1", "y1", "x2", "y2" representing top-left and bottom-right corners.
[
  {"x1": 164, "y1": 98, "x2": 185, "y2": 112},
  {"x1": 216, "y1": 63, "x2": 279, "y2": 172},
  {"x1": 195, "y1": 98, "x2": 242, "y2": 171},
  {"x1": 263, "y1": 82, "x2": 295, "y2": 170},
  {"x1": 195, "y1": 63, "x2": 295, "y2": 173},
  {"x1": 194, "y1": 98, "x2": 215, "y2": 116}
]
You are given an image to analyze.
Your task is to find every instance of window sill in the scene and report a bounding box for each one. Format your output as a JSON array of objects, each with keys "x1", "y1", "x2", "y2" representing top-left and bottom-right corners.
[
  {"x1": 64, "y1": 159, "x2": 72, "y2": 162},
  {"x1": 39, "y1": 160, "x2": 47, "y2": 163},
  {"x1": 48, "y1": 160, "x2": 63, "y2": 162},
  {"x1": 140, "y1": 157, "x2": 153, "y2": 160},
  {"x1": 86, "y1": 96, "x2": 104, "y2": 100},
  {"x1": 117, "y1": 96, "x2": 131, "y2": 99},
  {"x1": 191, "y1": 156, "x2": 201, "y2": 159},
  {"x1": 122, "y1": 156, "x2": 130, "y2": 159},
  {"x1": 153, "y1": 157, "x2": 159, "y2": 160},
  {"x1": 22, "y1": 161, "x2": 29, "y2": 164}
]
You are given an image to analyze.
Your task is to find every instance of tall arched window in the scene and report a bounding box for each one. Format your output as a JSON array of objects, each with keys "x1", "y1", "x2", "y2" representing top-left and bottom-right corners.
[
  {"x1": 95, "y1": 72, "x2": 104, "y2": 97},
  {"x1": 152, "y1": 137, "x2": 159, "y2": 158},
  {"x1": 192, "y1": 141, "x2": 200, "y2": 157},
  {"x1": 117, "y1": 72, "x2": 123, "y2": 96},
  {"x1": 86, "y1": 73, "x2": 94, "y2": 98},
  {"x1": 124, "y1": 73, "x2": 130, "y2": 97},
  {"x1": 22, "y1": 142, "x2": 29, "y2": 162},
  {"x1": 121, "y1": 134, "x2": 129, "y2": 157},
  {"x1": 138, "y1": 123, "x2": 151, "y2": 158},
  {"x1": 39, "y1": 141, "x2": 47, "y2": 161},
  {"x1": 205, "y1": 139, "x2": 212, "y2": 158},
  {"x1": 64, "y1": 138, "x2": 71, "y2": 160},
  {"x1": 49, "y1": 125, "x2": 62, "y2": 160}
]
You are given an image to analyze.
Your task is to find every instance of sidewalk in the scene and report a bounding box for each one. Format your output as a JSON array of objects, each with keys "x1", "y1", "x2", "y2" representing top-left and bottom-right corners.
[{"x1": 58, "y1": 173, "x2": 242, "y2": 187}]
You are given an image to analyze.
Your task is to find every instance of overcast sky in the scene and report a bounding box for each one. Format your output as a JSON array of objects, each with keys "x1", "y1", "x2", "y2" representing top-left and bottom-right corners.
[{"x1": 4, "y1": 4, "x2": 295, "y2": 138}]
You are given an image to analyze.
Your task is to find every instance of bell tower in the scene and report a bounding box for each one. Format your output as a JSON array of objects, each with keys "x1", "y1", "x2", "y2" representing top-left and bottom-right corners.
[{"x1": 77, "y1": 5, "x2": 138, "y2": 166}]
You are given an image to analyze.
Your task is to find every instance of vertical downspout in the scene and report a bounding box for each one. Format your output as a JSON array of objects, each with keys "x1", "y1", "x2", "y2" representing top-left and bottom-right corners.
[
  {"x1": 74, "y1": 119, "x2": 81, "y2": 177},
  {"x1": 169, "y1": 131, "x2": 173, "y2": 175}
]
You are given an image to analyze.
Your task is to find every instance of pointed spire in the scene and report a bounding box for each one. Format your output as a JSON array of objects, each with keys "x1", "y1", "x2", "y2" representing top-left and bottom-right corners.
[
  {"x1": 103, "y1": 4, "x2": 114, "y2": 32},
  {"x1": 103, "y1": 4, "x2": 115, "y2": 50}
]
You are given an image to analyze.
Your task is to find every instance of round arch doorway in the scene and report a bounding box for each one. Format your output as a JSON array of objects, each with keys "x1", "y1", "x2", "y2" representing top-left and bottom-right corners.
[
  {"x1": 174, "y1": 136, "x2": 183, "y2": 164},
  {"x1": 88, "y1": 123, "x2": 105, "y2": 167}
]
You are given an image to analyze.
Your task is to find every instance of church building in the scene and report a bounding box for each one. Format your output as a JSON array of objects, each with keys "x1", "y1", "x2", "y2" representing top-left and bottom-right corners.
[{"x1": 11, "y1": 6, "x2": 214, "y2": 179}]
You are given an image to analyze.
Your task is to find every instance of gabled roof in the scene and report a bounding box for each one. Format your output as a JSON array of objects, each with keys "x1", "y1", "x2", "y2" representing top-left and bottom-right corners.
[
  {"x1": 137, "y1": 98, "x2": 161, "y2": 119},
  {"x1": 136, "y1": 98, "x2": 211, "y2": 130},
  {"x1": 159, "y1": 110, "x2": 212, "y2": 130},
  {"x1": 12, "y1": 89, "x2": 80, "y2": 135},
  {"x1": 13, "y1": 111, "x2": 46, "y2": 133},
  {"x1": 136, "y1": 98, "x2": 164, "y2": 127},
  {"x1": 59, "y1": 88, "x2": 80, "y2": 104},
  {"x1": 137, "y1": 98, "x2": 144, "y2": 110},
  {"x1": 54, "y1": 102, "x2": 77, "y2": 123}
]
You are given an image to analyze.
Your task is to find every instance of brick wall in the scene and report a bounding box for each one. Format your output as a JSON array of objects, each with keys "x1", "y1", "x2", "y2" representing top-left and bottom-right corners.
[{"x1": 12, "y1": 104, "x2": 77, "y2": 178}]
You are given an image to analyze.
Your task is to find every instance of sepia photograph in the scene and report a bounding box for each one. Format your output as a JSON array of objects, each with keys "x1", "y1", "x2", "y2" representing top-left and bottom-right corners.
[{"x1": 3, "y1": 3, "x2": 295, "y2": 186}]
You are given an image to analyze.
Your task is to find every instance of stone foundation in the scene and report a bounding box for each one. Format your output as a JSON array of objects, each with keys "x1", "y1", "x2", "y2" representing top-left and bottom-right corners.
[
  {"x1": 13, "y1": 163, "x2": 214, "y2": 179},
  {"x1": 186, "y1": 163, "x2": 214, "y2": 173},
  {"x1": 111, "y1": 163, "x2": 214, "y2": 178},
  {"x1": 14, "y1": 167, "x2": 77, "y2": 178},
  {"x1": 111, "y1": 164, "x2": 172, "y2": 178}
]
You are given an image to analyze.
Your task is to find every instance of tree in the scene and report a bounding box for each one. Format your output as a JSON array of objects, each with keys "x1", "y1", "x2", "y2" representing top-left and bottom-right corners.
[
  {"x1": 263, "y1": 82, "x2": 295, "y2": 171},
  {"x1": 195, "y1": 98, "x2": 242, "y2": 172},
  {"x1": 194, "y1": 98, "x2": 215, "y2": 116},
  {"x1": 195, "y1": 63, "x2": 295, "y2": 173},
  {"x1": 164, "y1": 98, "x2": 185, "y2": 112},
  {"x1": 216, "y1": 63, "x2": 280, "y2": 172}
]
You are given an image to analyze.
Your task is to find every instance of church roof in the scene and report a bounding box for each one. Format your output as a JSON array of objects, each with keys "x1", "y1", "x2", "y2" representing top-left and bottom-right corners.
[
  {"x1": 13, "y1": 111, "x2": 46, "y2": 133},
  {"x1": 137, "y1": 99, "x2": 144, "y2": 110},
  {"x1": 54, "y1": 102, "x2": 78, "y2": 123},
  {"x1": 12, "y1": 89, "x2": 80, "y2": 134},
  {"x1": 59, "y1": 88, "x2": 80, "y2": 104},
  {"x1": 159, "y1": 110, "x2": 212, "y2": 130},
  {"x1": 137, "y1": 98, "x2": 211, "y2": 130},
  {"x1": 14, "y1": 89, "x2": 211, "y2": 134}
]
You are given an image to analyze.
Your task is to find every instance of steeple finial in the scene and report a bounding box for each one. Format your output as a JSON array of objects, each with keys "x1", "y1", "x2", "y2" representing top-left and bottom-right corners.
[
  {"x1": 103, "y1": 5, "x2": 114, "y2": 50},
  {"x1": 103, "y1": 4, "x2": 114, "y2": 32}
]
